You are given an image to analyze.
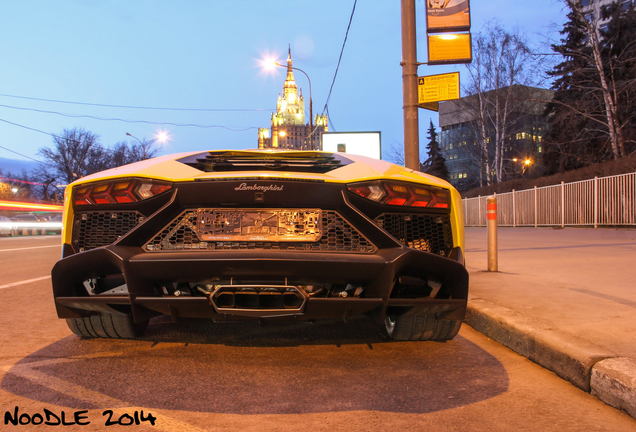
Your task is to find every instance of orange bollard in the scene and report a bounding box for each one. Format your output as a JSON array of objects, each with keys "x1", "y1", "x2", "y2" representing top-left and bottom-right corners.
[{"x1": 487, "y1": 196, "x2": 498, "y2": 272}]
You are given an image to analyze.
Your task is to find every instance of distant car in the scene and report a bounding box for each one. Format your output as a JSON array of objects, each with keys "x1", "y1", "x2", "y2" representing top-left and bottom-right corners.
[
  {"x1": 10, "y1": 213, "x2": 62, "y2": 235},
  {"x1": 50, "y1": 214, "x2": 63, "y2": 234},
  {"x1": 52, "y1": 150, "x2": 468, "y2": 340},
  {"x1": 38, "y1": 213, "x2": 63, "y2": 234},
  {"x1": 11, "y1": 213, "x2": 45, "y2": 235},
  {"x1": 0, "y1": 216, "x2": 13, "y2": 236}
]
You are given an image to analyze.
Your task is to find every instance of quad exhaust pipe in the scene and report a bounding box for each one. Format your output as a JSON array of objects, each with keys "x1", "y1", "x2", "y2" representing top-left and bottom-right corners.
[{"x1": 204, "y1": 285, "x2": 308, "y2": 314}]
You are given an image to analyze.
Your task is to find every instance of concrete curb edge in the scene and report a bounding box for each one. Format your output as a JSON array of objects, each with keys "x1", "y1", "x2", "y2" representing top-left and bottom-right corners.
[{"x1": 465, "y1": 298, "x2": 636, "y2": 419}]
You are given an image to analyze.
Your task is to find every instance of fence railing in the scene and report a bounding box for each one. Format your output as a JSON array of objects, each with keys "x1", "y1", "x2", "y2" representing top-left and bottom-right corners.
[{"x1": 462, "y1": 172, "x2": 636, "y2": 227}]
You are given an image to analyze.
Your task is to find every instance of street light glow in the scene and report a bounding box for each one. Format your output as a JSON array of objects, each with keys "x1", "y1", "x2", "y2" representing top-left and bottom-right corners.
[
  {"x1": 262, "y1": 57, "x2": 280, "y2": 71},
  {"x1": 524, "y1": 159, "x2": 532, "y2": 165},
  {"x1": 155, "y1": 130, "x2": 170, "y2": 143}
]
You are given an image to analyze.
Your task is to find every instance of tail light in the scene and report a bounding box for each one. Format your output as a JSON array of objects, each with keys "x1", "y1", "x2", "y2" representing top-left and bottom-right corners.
[
  {"x1": 74, "y1": 179, "x2": 172, "y2": 206},
  {"x1": 347, "y1": 181, "x2": 450, "y2": 209}
]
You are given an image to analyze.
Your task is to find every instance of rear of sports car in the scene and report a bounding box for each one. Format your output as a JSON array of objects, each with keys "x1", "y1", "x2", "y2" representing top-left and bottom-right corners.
[{"x1": 52, "y1": 150, "x2": 468, "y2": 340}]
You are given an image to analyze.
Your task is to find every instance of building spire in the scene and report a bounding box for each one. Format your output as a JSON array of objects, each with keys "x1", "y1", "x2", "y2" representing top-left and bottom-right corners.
[{"x1": 286, "y1": 43, "x2": 294, "y2": 84}]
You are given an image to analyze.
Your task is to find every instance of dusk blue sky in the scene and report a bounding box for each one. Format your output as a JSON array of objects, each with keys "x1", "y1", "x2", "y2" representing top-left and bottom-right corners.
[{"x1": 0, "y1": 0, "x2": 567, "y2": 171}]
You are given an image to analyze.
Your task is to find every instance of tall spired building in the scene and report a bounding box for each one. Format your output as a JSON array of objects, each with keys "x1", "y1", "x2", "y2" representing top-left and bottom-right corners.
[{"x1": 258, "y1": 48, "x2": 328, "y2": 150}]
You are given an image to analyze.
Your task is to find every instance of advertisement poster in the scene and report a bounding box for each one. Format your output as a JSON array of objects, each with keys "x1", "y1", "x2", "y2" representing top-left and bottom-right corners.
[
  {"x1": 426, "y1": 0, "x2": 471, "y2": 33},
  {"x1": 322, "y1": 132, "x2": 382, "y2": 160}
]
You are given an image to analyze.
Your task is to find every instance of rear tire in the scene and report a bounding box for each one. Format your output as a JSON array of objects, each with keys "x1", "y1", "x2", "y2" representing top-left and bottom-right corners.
[
  {"x1": 66, "y1": 313, "x2": 148, "y2": 339},
  {"x1": 385, "y1": 313, "x2": 461, "y2": 341}
]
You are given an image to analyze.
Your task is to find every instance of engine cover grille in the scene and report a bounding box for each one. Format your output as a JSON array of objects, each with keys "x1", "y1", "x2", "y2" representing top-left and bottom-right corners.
[
  {"x1": 144, "y1": 210, "x2": 376, "y2": 253},
  {"x1": 72, "y1": 211, "x2": 143, "y2": 252},
  {"x1": 374, "y1": 213, "x2": 453, "y2": 256}
]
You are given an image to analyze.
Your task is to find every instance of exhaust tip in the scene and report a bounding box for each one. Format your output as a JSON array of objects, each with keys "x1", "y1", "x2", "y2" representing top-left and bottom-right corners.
[{"x1": 211, "y1": 285, "x2": 307, "y2": 313}]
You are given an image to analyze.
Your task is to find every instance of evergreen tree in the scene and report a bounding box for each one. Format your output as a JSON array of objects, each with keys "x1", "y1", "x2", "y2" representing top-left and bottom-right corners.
[
  {"x1": 421, "y1": 120, "x2": 449, "y2": 182},
  {"x1": 543, "y1": 1, "x2": 636, "y2": 174},
  {"x1": 543, "y1": 4, "x2": 605, "y2": 174},
  {"x1": 602, "y1": 2, "x2": 636, "y2": 157}
]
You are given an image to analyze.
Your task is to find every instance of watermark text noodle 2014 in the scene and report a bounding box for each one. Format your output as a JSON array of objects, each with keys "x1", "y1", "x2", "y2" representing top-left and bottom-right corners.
[{"x1": 4, "y1": 406, "x2": 157, "y2": 427}]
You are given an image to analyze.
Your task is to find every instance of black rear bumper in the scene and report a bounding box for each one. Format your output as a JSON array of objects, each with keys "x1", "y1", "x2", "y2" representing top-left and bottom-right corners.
[{"x1": 52, "y1": 244, "x2": 468, "y2": 323}]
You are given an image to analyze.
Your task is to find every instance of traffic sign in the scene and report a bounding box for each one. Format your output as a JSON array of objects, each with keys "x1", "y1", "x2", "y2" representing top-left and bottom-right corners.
[
  {"x1": 418, "y1": 72, "x2": 460, "y2": 105},
  {"x1": 419, "y1": 102, "x2": 439, "y2": 112}
]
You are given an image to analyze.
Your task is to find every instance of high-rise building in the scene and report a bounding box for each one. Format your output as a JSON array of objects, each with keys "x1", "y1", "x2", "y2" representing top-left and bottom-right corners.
[
  {"x1": 581, "y1": 0, "x2": 634, "y2": 32},
  {"x1": 258, "y1": 48, "x2": 328, "y2": 150},
  {"x1": 438, "y1": 85, "x2": 553, "y2": 191}
]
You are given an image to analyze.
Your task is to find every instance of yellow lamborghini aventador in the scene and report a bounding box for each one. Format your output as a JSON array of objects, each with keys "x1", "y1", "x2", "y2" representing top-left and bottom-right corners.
[{"x1": 51, "y1": 150, "x2": 468, "y2": 341}]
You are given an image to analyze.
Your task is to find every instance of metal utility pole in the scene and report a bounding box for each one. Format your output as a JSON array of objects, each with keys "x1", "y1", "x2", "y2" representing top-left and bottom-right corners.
[{"x1": 401, "y1": 0, "x2": 420, "y2": 171}]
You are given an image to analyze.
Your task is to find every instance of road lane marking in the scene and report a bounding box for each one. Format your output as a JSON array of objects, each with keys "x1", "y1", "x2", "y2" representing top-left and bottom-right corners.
[
  {"x1": 0, "y1": 275, "x2": 51, "y2": 290},
  {"x1": 0, "y1": 244, "x2": 60, "y2": 252}
]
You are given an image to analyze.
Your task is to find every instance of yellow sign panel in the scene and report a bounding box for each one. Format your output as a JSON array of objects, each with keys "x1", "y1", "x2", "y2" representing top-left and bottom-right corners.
[
  {"x1": 418, "y1": 72, "x2": 460, "y2": 104},
  {"x1": 427, "y1": 33, "x2": 472, "y2": 65}
]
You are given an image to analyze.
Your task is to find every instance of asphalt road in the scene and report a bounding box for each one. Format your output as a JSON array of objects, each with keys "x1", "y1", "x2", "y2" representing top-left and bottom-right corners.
[{"x1": 1, "y1": 235, "x2": 635, "y2": 431}]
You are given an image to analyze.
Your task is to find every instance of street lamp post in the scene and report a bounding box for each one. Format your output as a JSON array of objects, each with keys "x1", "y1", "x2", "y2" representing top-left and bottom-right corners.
[
  {"x1": 126, "y1": 133, "x2": 156, "y2": 160},
  {"x1": 508, "y1": 157, "x2": 533, "y2": 177}
]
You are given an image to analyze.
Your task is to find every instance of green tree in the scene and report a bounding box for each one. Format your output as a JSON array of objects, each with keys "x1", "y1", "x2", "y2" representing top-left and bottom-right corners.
[
  {"x1": 38, "y1": 128, "x2": 103, "y2": 184},
  {"x1": 602, "y1": 2, "x2": 636, "y2": 156},
  {"x1": 461, "y1": 22, "x2": 538, "y2": 185},
  {"x1": 543, "y1": 3, "x2": 604, "y2": 173},
  {"x1": 421, "y1": 121, "x2": 449, "y2": 182},
  {"x1": 543, "y1": 0, "x2": 636, "y2": 173},
  {"x1": 37, "y1": 129, "x2": 161, "y2": 185}
]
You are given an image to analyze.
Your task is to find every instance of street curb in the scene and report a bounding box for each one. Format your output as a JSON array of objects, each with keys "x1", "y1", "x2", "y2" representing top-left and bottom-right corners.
[
  {"x1": 464, "y1": 298, "x2": 636, "y2": 419},
  {"x1": 592, "y1": 357, "x2": 636, "y2": 419}
]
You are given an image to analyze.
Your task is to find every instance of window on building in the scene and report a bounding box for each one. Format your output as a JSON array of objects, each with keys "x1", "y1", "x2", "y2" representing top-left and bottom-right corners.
[
  {"x1": 585, "y1": 12, "x2": 595, "y2": 22},
  {"x1": 581, "y1": 0, "x2": 590, "y2": 6}
]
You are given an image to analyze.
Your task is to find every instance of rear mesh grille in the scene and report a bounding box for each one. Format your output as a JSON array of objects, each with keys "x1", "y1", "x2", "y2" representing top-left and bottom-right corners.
[
  {"x1": 144, "y1": 210, "x2": 375, "y2": 253},
  {"x1": 72, "y1": 211, "x2": 142, "y2": 252},
  {"x1": 374, "y1": 213, "x2": 453, "y2": 256}
]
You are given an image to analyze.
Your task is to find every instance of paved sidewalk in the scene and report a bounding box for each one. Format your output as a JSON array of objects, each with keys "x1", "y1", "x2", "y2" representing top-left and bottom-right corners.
[{"x1": 463, "y1": 227, "x2": 636, "y2": 419}]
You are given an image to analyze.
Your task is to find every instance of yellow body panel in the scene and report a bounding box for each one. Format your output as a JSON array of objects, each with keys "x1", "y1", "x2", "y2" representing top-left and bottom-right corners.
[{"x1": 62, "y1": 150, "x2": 464, "y2": 253}]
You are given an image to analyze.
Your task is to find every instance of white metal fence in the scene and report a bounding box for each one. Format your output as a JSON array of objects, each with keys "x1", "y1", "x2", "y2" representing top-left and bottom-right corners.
[{"x1": 463, "y1": 172, "x2": 636, "y2": 227}]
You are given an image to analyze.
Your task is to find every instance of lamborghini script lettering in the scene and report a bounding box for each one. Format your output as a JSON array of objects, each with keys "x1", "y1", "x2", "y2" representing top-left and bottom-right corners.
[{"x1": 234, "y1": 183, "x2": 284, "y2": 192}]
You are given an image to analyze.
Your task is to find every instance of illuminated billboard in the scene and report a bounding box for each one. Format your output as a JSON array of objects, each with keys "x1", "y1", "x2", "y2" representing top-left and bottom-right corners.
[
  {"x1": 426, "y1": 0, "x2": 471, "y2": 33},
  {"x1": 427, "y1": 33, "x2": 472, "y2": 65},
  {"x1": 321, "y1": 132, "x2": 382, "y2": 160}
]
